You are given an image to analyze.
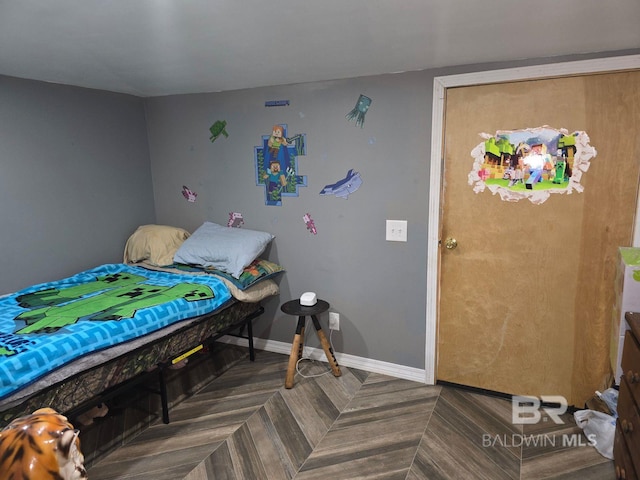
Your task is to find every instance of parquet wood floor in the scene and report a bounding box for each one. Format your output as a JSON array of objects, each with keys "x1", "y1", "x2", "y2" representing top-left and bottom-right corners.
[{"x1": 84, "y1": 346, "x2": 614, "y2": 479}]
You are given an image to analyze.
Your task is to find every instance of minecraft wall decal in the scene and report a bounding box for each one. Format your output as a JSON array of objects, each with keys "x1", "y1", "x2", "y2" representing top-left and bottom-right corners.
[
  {"x1": 182, "y1": 185, "x2": 197, "y2": 202},
  {"x1": 303, "y1": 213, "x2": 317, "y2": 235},
  {"x1": 227, "y1": 212, "x2": 244, "y2": 227},
  {"x1": 264, "y1": 100, "x2": 290, "y2": 107},
  {"x1": 319, "y1": 169, "x2": 362, "y2": 199},
  {"x1": 209, "y1": 120, "x2": 229, "y2": 142},
  {"x1": 346, "y1": 94, "x2": 372, "y2": 128},
  {"x1": 254, "y1": 124, "x2": 307, "y2": 206},
  {"x1": 469, "y1": 126, "x2": 597, "y2": 205}
]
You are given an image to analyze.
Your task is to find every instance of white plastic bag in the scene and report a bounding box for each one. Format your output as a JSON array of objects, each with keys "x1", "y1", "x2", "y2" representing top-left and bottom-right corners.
[
  {"x1": 574, "y1": 409, "x2": 616, "y2": 460},
  {"x1": 596, "y1": 388, "x2": 619, "y2": 417}
]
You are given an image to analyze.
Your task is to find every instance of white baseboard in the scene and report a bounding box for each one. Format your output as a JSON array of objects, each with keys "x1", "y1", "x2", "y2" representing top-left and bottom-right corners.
[{"x1": 216, "y1": 335, "x2": 428, "y2": 384}]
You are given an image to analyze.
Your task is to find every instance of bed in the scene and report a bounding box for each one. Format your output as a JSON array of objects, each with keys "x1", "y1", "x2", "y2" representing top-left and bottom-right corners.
[{"x1": 0, "y1": 223, "x2": 283, "y2": 426}]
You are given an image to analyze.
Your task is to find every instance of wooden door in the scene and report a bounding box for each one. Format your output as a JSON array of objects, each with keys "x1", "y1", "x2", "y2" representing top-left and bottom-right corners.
[{"x1": 436, "y1": 71, "x2": 640, "y2": 405}]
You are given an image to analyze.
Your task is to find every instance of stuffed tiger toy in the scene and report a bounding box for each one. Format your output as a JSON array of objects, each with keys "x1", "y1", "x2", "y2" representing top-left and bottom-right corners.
[{"x1": 0, "y1": 407, "x2": 88, "y2": 479}]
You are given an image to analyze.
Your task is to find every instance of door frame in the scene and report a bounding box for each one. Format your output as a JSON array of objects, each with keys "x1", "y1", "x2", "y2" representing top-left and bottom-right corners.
[{"x1": 425, "y1": 54, "x2": 640, "y2": 384}]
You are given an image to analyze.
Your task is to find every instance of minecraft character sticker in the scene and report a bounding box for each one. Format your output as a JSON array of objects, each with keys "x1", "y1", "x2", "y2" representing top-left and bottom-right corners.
[
  {"x1": 320, "y1": 169, "x2": 362, "y2": 199},
  {"x1": 228, "y1": 212, "x2": 244, "y2": 228},
  {"x1": 303, "y1": 213, "x2": 317, "y2": 235},
  {"x1": 209, "y1": 120, "x2": 229, "y2": 142},
  {"x1": 346, "y1": 94, "x2": 372, "y2": 128},
  {"x1": 469, "y1": 126, "x2": 596, "y2": 205},
  {"x1": 255, "y1": 124, "x2": 308, "y2": 206},
  {"x1": 267, "y1": 125, "x2": 288, "y2": 158},
  {"x1": 264, "y1": 160, "x2": 287, "y2": 194},
  {"x1": 182, "y1": 185, "x2": 198, "y2": 202}
]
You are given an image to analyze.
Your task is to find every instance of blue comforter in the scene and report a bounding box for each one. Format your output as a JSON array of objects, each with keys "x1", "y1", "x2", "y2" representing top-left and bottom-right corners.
[{"x1": 0, "y1": 264, "x2": 231, "y2": 400}]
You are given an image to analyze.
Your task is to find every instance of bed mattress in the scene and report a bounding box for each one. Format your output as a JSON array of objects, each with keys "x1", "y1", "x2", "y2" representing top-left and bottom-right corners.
[{"x1": 0, "y1": 263, "x2": 276, "y2": 425}]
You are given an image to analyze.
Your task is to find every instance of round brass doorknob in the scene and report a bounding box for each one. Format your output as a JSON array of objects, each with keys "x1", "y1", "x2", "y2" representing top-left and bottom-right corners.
[{"x1": 444, "y1": 238, "x2": 458, "y2": 250}]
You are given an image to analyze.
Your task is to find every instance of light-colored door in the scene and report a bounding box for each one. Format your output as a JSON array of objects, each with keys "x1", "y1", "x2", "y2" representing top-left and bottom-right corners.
[{"x1": 435, "y1": 70, "x2": 640, "y2": 406}]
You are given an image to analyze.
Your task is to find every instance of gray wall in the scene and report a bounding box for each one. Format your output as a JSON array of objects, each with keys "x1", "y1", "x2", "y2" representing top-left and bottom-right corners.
[
  {"x1": 0, "y1": 75, "x2": 155, "y2": 294},
  {"x1": 145, "y1": 49, "x2": 640, "y2": 371},
  {"x1": 145, "y1": 71, "x2": 434, "y2": 369}
]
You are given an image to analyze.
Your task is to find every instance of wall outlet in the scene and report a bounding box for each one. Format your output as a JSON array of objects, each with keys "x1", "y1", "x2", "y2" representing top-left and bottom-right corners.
[{"x1": 329, "y1": 312, "x2": 340, "y2": 330}]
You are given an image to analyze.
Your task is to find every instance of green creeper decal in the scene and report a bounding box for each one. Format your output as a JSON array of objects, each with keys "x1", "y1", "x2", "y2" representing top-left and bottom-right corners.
[
  {"x1": 15, "y1": 275, "x2": 215, "y2": 334},
  {"x1": 16, "y1": 272, "x2": 146, "y2": 308}
]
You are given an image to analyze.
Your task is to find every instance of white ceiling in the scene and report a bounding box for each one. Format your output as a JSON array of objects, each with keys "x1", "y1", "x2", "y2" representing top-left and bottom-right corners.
[{"x1": 1, "y1": 0, "x2": 639, "y2": 97}]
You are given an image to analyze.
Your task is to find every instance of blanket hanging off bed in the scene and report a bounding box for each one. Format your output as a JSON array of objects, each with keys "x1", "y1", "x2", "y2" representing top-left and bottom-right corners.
[{"x1": 0, "y1": 263, "x2": 231, "y2": 400}]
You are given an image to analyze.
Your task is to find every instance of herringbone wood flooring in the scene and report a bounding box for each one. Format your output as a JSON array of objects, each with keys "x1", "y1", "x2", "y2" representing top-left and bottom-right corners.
[{"x1": 83, "y1": 346, "x2": 614, "y2": 479}]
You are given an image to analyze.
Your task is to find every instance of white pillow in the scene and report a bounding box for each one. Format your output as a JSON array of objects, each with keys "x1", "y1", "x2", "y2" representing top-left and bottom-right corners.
[{"x1": 173, "y1": 222, "x2": 274, "y2": 278}]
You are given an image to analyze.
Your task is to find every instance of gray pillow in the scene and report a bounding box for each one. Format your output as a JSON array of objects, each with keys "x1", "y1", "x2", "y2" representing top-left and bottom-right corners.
[{"x1": 173, "y1": 222, "x2": 274, "y2": 278}]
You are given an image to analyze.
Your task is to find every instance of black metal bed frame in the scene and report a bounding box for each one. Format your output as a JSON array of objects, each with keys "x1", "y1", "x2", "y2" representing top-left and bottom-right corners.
[{"x1": 65, "y1": 305, "x2": 264, "y2": 425}]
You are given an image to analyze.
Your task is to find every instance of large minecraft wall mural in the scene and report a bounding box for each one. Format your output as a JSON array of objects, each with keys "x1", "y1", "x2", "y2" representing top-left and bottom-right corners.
[
  {"x1": 468, "y1": 126, "x2": 597, "y2": 205},
  {"x1": 255, "y1": 124, "x2": 307, "y2": 206}
]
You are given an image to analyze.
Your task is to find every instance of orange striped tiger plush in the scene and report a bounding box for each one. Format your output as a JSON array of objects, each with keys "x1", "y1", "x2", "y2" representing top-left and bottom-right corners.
[{"x1": 0, "y1": 407, "x2": 88, "y2": 479}]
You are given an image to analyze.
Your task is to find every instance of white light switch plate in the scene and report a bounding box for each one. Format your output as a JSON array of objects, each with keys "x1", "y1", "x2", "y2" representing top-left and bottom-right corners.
[{"x1": 386, "y1": 220, "x2": 407, "y2": 242}]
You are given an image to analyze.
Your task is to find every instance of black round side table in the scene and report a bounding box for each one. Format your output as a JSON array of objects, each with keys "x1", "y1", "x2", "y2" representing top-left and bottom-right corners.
[{"x1": 280, "y1": 299, "x2": 341, "y2": 388}]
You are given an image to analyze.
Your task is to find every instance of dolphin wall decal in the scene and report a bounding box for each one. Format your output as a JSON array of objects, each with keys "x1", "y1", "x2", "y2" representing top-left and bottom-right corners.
[{"x1": 319, "y1": 169, "x2": 362, "y2": 199}]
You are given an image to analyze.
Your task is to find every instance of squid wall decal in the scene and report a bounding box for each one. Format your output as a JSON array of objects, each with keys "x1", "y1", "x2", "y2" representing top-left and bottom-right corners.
[{"x1": 346, "y1": 94, "x2": 372, "y2": 128}]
